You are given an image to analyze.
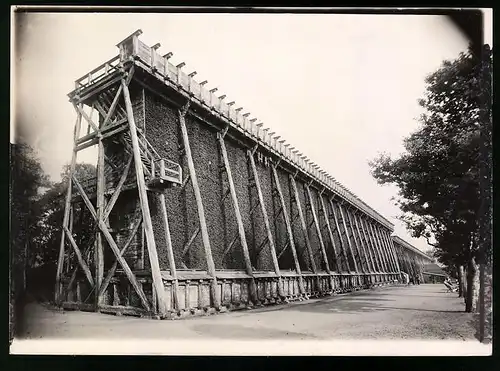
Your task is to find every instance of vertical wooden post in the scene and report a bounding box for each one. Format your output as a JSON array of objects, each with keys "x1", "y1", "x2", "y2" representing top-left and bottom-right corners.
[
  {"x1": 247, "y1": 151, "x2": 284, "y2": 295},
  {"x1": 289, "y1": 176, "x2": 322, "y2": 292},
  {"x1": 95, "y1": 114, "x2": 105, "y2": 310},
  {"x1": 305, "y1": 185, "x2": 335, "y2": 291},
  {"x1": 218, "y1": 133, "x2": 259, "y2": 303},
  {"x1": 319, "y1": 195, "x2": 341, "y2": 273},
  {"x1": 122, "y1": 80, "x2": 167, "y2": 316},
  {"x1": 177, "y1": 102, "x2": 220, "y2": 310},
  {"x1": 329, "y1": 199, "x2": 352, "y2": 273},
  {"x1": 55, "y1": 109, "x2": 82, "y2": 304},
  {"x1": 271, "y1": 165, "x2": 305, "y2": 295},
  {"x1": 159, "y1": 193, "x2": 180, "y2": 311}
]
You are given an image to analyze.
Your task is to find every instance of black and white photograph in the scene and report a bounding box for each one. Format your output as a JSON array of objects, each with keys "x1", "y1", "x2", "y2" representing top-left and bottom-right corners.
[{"x1": 10, "y1": 7, "x2": 493, "y2": 356}]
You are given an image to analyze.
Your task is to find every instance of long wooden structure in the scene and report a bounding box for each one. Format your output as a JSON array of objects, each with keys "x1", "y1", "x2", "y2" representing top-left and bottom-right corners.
[{"x1": 56, "y1": 30, "x2": 432, "y2": 319}]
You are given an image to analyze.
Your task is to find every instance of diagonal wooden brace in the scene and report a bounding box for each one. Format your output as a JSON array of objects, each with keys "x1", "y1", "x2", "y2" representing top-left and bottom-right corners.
[
  {"x1": 63, "y1": 226, "x2": 94, "y2": 287},
  {"x1": 98, "y1": 214, "x2": 143, "y2": 299},
  {"x1": 182, "y1": 227, "x2": 201, "y2": 256},
  {"x1": 72, "y1": 175, "x2": 151, "y2": 311},
  {"x1": 103, "y1": 155, "x2": 133, "y2": 220},
  {"x1": 74, "y1": 103, "x2": 99, "y2": 133}
]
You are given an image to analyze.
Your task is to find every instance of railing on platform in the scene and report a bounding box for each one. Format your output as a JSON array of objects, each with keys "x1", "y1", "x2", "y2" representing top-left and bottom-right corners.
[{"x1": 74, "y1": 55, "x2": 121, "y2": 91}]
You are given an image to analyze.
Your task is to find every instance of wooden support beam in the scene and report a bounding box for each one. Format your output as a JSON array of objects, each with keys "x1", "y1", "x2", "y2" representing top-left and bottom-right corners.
[
  {"x1": 97, "y1": 214, "x2": 142, "y2": 300},
  {"x1": 277, "y1": 240, "x2": 290, "y2": 260},
  {"x1": 359, "y1": 216, "x2": 382, "y2": 273},
  {"x1": 353, "y1": 213, "x2": 377, "y2": 274},
  {"x1": 72, "y1": 175, "x2": 151, "y2": 311},
  {"x1": 103, "y1": 155, "x2": 133, "y2": 220},
  {"x1": 378, "y1": 228, "x2": 397, "y2": 273},
  {"x1": 352, "y1": 213, "x2": 375, "y2": 273},
  {"x1": 182, "y1": 227, "x2": 200, "y2": 256},
  {"x1": 55, "y1": 109, "x2": 83, "y2": 304},
  {"x1": 159, "y1": 193, "x2": 180, "y2": 311},
  {"x1": 178, "y1": 101, "x2": 220, "y2": 310},
  {"x1": 383, "y1": 230, "x2": 402, "y2": 273},
  {"x1": 223, "y1": 234, "x2": 240, "y2": 256},
  {"x1": 305, "y1": 185, "x2": 334, "y2": 290},
  {"x1": 329, "y1": 199, "x2": 352, "y2": 273},
  {"x1": 94, "y1": 115, "x2": 106, "y2": 309},
  {"x1": 102, "y1": 84, "x2": 124, "y2": 128},
  {"x1": 369, "y1": 223, "x2": 391, "y2": 274},
  {"x1": 319, "y1": 195, "x2": 342, "y2": 274},
  {"x1": 63, "y1": 226, "x2": 94, "y2": 287},
  {"x1": 217, "y1": 133, "x2": 258, "y2": 303},
  {"x1": 122, "y1": 80, "x2": 167, "y2": 315},
  {"x1": 74, "y1": 103, "x2": 100, "y2": 133},
  {"x1": 336, "y1": 203, "x2": 359, "y2": 273},
  {"x1": 345, "y1": 207, "x2": 369, "y2": 274},
  {"x1": 248, "y1": 151, "x2": 287, "y2": 296},
  {"x1": 289, "y1": 175, "x2": 322, "y2": 291},
  {"x1": 255, "y1": 236, "x2": 269, "y2": 256}
]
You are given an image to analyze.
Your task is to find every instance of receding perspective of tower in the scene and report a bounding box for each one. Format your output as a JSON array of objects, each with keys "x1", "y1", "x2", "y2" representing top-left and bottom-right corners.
[{"x1": 56, "y1": 30, "x2": 431, "y2": 319}]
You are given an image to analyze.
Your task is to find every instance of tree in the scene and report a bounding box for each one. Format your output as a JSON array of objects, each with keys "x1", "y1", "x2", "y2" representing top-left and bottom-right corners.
[
  {"x1": 26, "y1": 162, "x2": 97, "y2": 301},
  {"x1": 10, "y1": 141, "x2": 50, "y2": 339},
  {"x1": 369, "y1": 44, "x2": 492, "y2": 314}
]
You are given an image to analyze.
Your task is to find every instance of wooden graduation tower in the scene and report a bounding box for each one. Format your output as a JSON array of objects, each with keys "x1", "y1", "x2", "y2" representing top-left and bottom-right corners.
[{"x1": 57, "y1": 30, "x2": 417, "y2": 319}]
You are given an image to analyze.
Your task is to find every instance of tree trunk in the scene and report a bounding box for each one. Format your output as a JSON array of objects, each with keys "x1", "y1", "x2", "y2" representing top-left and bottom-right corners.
[
  {"x1": 457, "y1": 264, "x2": 466, "y2": 298},
  {"x1": 465, "y1": 257, "x2": 479, "y2": 313},
  {"x1": 482, "y1": 262, "x2": 493, "y2": 343}
]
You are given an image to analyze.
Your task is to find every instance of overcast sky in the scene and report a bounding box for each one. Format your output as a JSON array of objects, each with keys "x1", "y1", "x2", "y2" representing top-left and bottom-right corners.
[{"x1": 13, "y1": 10, "x2": 493, "y2": 253}]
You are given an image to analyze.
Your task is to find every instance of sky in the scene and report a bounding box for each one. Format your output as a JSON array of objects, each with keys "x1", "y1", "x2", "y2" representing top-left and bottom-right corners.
[{"x1": 12, "y1": 10, "x2": 493, "y2": 253}]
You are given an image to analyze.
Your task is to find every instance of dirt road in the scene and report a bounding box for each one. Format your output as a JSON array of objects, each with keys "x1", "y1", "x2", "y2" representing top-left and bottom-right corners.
[{"x1": 16, "y1": 284, "x2": 479, "y2": 342}]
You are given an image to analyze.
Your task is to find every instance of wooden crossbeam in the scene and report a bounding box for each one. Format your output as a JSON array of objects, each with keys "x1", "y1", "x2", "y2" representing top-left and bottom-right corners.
[
  {"x1": 181, "y1": 174, "x2": 191, "y2": 188},
  {"x1": 63, "y1": 226, "x2": 98, "y2": 299},
  {"x1": 72, "y1": 175, "x2": 151, "y2": 311},
  {"x1": 102, "y1": 84, "x2": 124, "y2": 128},
  {"x1": 74, "y1": 103, "x2": 99, "y2": 133},
  {"x1": 183, "y1": 227, "x2": 201, "y2": 256},
  {"x1": 249, "y1": 202, "x2": 260, "y2": 217},
  {"x1": 223, "y1": 234, "x2": 239, "y2": 256},
  {"x1": 103, "y1": 155, "x2": 133, "y2": 220},
  {"x1": 97, "y1": 213, "x2": 143, "y2": 300},
  {"x1": 221, "y1": 188, "x2": 231, "y2": 203},
  {"x1": 63, "y1": 226, "x2": 94, "y2": 287},
  {"x1": 277, "y1": 240, "x2": 290, "y2": 259},
  {"x1": 255, "y1": 236, "x2": 269, "y2": 257}
]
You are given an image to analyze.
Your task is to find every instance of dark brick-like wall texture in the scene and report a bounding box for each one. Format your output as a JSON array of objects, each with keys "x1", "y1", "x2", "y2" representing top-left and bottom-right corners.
[{"x1": 114, "y1": 82, "x2": 374, "y2": 274}]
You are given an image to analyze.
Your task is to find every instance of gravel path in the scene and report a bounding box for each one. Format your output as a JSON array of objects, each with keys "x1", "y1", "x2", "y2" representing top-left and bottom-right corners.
[{"x1": 17, "y1": 284, "x2": 477, "y2": 342}]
